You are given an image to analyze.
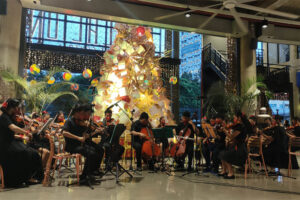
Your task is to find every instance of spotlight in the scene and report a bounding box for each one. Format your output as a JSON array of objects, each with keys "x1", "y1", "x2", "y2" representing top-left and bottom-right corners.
[
  {"x1": 185, "y1": 8, "x2": 191, "y2": 18},
  {"x1": 262, "y1": 19, "x2": 268, "y2": 29}
]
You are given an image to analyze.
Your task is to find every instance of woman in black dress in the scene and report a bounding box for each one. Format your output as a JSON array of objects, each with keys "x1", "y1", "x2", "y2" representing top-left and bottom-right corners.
[
  {"x1": 0, "y1": 98, "x2": 43, "y2": 187},
  {"x1": 219, "y1": 112, "x2": 248, "y2": 179}
]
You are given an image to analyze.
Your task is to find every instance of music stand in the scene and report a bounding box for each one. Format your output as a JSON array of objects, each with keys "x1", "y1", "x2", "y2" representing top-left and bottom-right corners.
[
  {"x1": 102, "y1": 124, "x2": 133, "y2": 183},
  {"x1": 153, "y1": 126, "x2": 175, "y2": 173}
]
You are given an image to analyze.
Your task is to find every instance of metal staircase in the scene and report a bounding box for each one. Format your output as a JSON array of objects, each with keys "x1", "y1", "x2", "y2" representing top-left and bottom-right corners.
[{"x1": 202, "y1": 43, "x2": 228, "y2": 81}]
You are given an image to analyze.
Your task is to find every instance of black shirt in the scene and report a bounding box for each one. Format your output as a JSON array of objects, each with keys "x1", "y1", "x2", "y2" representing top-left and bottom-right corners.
[
  {"x1": 63, "y1": 118, "x2": 87, "y2": 151},
  {"x1": 0, "y1": 112, "x2": 15, "y2": 149},
  {"x1": 294, "y1": 126, "x2": 300, "y2": 137},
  {"x1": 233, "y1": 123, "x2": 246, "y2": 144},
  {"x1": 131, "y1": 120, "x2": 148, "y2": 143}
]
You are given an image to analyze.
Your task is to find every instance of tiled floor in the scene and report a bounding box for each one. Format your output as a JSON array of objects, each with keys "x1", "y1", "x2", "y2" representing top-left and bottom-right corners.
[{"x1": 1, "y1": 167, "x2": 300, "y2": 200}]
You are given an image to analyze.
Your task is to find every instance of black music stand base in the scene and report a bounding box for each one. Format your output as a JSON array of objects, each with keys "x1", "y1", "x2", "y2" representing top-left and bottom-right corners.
[{"x1": 103, "y1": 162, "x2": 133, "y2": 183}]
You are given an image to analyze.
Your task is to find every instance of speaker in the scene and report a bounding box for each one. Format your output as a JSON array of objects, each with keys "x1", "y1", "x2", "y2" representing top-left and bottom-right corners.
[
  {"x1": 0, "y1": 0, "x2": 7, "y2": 15},
  {"x1": 250, "y1": 38, "x2": 258, "y2": 49},
  {"x1": 254, "y1": 23, "x2": 262, "y2": 38}
]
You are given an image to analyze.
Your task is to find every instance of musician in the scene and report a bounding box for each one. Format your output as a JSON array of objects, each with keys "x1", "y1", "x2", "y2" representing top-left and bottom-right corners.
[
  {"x1": 99, "y1": 109, "x2": 124, "y2": 169},
  {"x1": 219, "y1": 112, "x2": 247, "y2": 179},
  {"x1": 63, "y1": 103, "x2": 104, "y2": 181},
  {"x1": 41, "y1": 111, "x2": 50, "y2": 123},
  {"x1": 248, "y1": 115, "x2": 259, "y2": 136},
  {"x1": 55, "y1": 111, "x2": 65, "y2": 125},
  {"x1": 156, "y1": 116, "x2": 169, "y2": 154},
  {"x1": 102, "y1": 109, "x2": 116, "y2": 126},
  {"x1": 175, "y1": 111, "x2": 197, "y2": 171},
  {"x1": 291, "y1": 117, "x2": 300, "y2": 137},
  {"x1": 202, "y1": 115, "x2": 226, "y2": 173},
  {"x1": 261, "y1": 117, "x2": 282, "y2": 171},
  {"x1": 0, "y1": 98, "x2": 44, "y2": 187},
  {"x1": 131, "y1": 112, "x2": 155, "y2": 171}
]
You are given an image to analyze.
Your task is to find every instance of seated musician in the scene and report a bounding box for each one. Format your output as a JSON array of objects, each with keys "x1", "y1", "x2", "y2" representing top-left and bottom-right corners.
[
  {"x1": 41, "y1": 111, "x2": 50, "y2": 123},
  {"x1": 248, "y1": 115, "x2": 259, "y2": 136},
  {"x1": 202, "y1": 115, "x2": 226, "y2": 173},
  {"x1": 261, "y1": 117, "x2": 283, "y2": 173},
  {"x1": 0, "y1": 98, "x2": 44, "y2": 187},
  {"x1": 156, "y1": 116, "x2": 169, "y2": 155},
  {"x1": 290, "y1": 117, "x2": 300, "y2": 137},
  {"x1": 63, "y1": 103, "x2": 104, "y2": 182},
  {"x1": 55, "y1": 111, "x2": 65, "y2": 126},
  {"x1": 174, "y1": 111, "x2": 197, "y2": 171},
  {"x1": 99, "y1": 109, "x2": 124, "y2": 169},
  {"x1": 219, "y1": 112, "x2": 248, "y2": 179},
  {"x1": 131, "y1": 112, "x2": 156, "y2": 171},
  {"x1": 103, "y1": 109, "x2": 116, "y2": 126}
]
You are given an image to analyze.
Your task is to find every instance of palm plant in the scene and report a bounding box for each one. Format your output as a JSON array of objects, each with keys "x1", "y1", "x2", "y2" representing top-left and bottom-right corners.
[
  {"x1": 205, "y1": 75, "x2": 273, "y2": 119},
  {"x1": 0, "y1": 67, "x2": 78, "y2": 114}
]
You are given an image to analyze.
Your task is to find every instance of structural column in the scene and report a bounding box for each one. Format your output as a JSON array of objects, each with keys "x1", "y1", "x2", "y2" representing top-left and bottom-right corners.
[
  {"x1": 289, "y1": 45, "x2": 300, "y2": 118},
  {"x1": 240, "y1": 34, "x2": 257, "y2": 114},
  {"x1": 0, "y1": 0, "x2": 23, "y2": 101}
]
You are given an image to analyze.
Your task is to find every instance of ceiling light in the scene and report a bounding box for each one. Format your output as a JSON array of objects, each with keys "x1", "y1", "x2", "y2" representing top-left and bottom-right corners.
[
  {"x1": 185, "y1": 8, "x2": 192, "y2": 18},
  {"x1": 262, "y1": 19, "x2": 268, "y2": 29}
]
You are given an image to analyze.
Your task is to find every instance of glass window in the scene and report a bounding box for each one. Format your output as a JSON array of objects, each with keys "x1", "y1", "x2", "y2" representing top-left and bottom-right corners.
[
  {"x1": 279, "y1": 44, "x2": 289, "y2": 63},
  {"x1": 26, "y1": 9, "x2": 166, "y2": 55},
  {"x1": 297, "y1": 46, "x2": 300, "y2": 59},
  {"x1": 268, "y1": 43, "x2": 278, "y2": 64}
]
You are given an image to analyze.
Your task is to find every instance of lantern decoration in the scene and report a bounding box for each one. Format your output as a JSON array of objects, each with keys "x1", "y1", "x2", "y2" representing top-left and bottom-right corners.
[
  {"x1": 169, "y1": 76, "x2": 177, "y2": 85},
  {"x1": 29, "y1": 64, "x2": 40, "y2": 75},
  {"x1": 30, "y1": 80, "x2": 37, "y2": 85},
  {"x1": 83, "y1": 69, "x2": 92, "y2": 79},
  {"x1": 63, "y1": 72, "x2": 72, "y2": 81},
  {"x1": 70, "y1": 83, "x2": 79, "y2": 91},
  {"x1": 47, "y1": 77, "x2": 55, "y2": 85},
  {"x1": 136, "y1": 26, "x2": 145, "y2": 37},
  {"x1": 91, "y1": 78, "x2": 99, "y2": 87}
]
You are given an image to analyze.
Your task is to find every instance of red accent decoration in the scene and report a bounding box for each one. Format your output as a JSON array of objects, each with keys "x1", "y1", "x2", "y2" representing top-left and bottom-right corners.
[
  {"x1": 120, "y1": 95, "x2": 131, "y2": 103},
  {"x1": 2, "y1": 102, "x2": 8, "y2": 108},
  {"x1": 93, "y1": 116, "x2": 101, "y2": 123},
  {"x1": 42, "y1": 111, "x2": 48, "y2": 115},
  {"x1": 136, "y1": 26, "x2": 145, "y2": 37}
]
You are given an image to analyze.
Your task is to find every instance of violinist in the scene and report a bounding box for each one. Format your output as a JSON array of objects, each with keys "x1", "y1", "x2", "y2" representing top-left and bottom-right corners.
[
  {"x1": 99, "y1": 109, "x2": 124, "y2": 170},
  {"x1": 131, "y1": 112, "x2": 156, "y2": 171},
  {"x1": 156, "y1": 116, "x2": 169, "y2": 156},
  {"x1": 290, "y1": 117, "x2": 300, "y2": 137},
  {"x1": 219, "y1": 112, "x2": 247, "y2": 179},
  {"x1": 0, "y1": 98, "x2": 43, "y2": 187},
  {"x1": 41, "y1": 111, "x2": 50, "y2": 123},
  {"x1": 63, "y1": 103, "x2": 104, "y2": 182},
  {"x1": 102, "y1": 109, "x2": 116, "y2": 126},
  {"x1": 55, "y1": 111, "x2": 65, "y2": 126},
  {"x1": 260, "y1": 117, "x2": 282, "y2": 173},
  {"x1": 174, "y1": 111, "x2": 197, "y2": 171}
]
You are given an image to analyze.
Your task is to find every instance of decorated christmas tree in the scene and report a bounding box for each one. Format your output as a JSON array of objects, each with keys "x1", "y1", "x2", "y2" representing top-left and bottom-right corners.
[{"x1": 93, "y1": 23, "x2": 174, "y2": 127}]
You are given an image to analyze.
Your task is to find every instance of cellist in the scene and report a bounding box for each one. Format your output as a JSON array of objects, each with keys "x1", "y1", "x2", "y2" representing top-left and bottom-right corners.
[
  {"x1": 174, "y1": 111, "x2": 197, "y2": 171},
  {"x1": 131, "y1": 112, "x2": 158, "y2": 171}
]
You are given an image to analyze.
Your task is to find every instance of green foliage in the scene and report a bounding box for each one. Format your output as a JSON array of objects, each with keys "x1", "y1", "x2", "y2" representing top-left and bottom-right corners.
[
  {"x1": 179, "y1": 72, "x2": 201, "y2": 109},
  {"x1": 205, "y1": 76, "x2": 273, "y2": 119},
  {"x1": 0, "y1": 68, "x2": 78, "y2": 114}
]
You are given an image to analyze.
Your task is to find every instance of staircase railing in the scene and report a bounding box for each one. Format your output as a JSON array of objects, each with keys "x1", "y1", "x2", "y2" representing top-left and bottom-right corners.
[{"x1": 203, "y1": 43, "x2": 228, "y2": 80}]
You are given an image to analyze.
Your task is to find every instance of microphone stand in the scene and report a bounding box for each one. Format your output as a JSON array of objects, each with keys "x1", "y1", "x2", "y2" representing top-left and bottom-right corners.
[{"x1": 108, "y1": 102, "x2": 139, "y2": 174}]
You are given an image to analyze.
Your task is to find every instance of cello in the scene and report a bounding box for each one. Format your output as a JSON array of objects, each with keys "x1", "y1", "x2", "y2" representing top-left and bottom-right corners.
[
  {"x1": 141, "y1": 126, "x2": 161, "y2": 160},
  {"x1": 170, "y1": 125, "x2": 191, "y2": 158}
]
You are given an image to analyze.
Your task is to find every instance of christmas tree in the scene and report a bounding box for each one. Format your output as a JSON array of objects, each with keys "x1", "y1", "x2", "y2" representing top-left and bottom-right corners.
[{"x1": 93, "y1": 23, "x2": 174, "y2": 127}]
